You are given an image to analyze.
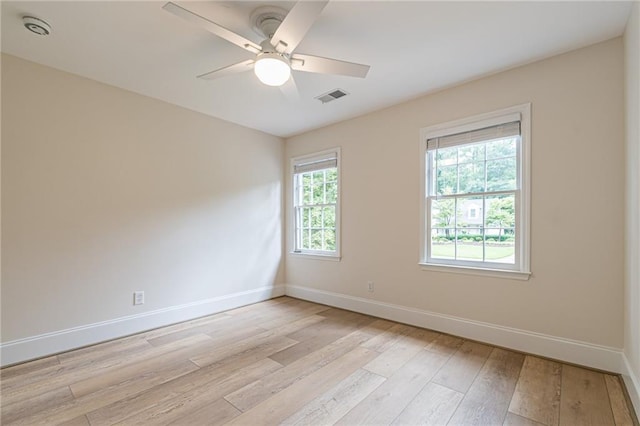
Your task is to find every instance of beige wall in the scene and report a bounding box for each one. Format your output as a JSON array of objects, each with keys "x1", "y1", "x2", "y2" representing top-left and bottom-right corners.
[
  {"x1": 624, "y1": 0, "x2": 640, "y2": 412},
  {"x1": 1, "y1": 54, "x2": 284, "y2": 342},
  {"x1": 286, "y1": 38, "x2": 625, "y2": 348}
]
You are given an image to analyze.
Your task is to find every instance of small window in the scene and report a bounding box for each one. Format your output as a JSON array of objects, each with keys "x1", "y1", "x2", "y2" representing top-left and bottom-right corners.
[
  {"x1": 420, "y1": 104, "x2": 531, "y2": 279},
  {"x1": 292, "y1": 148, "x2": 340, "y2": 258}
]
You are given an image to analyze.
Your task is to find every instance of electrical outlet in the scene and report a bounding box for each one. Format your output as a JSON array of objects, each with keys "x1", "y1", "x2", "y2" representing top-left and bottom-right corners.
[
  {"x1": 367, "y1": 281, "x2": 374, "y2": 292},
  {"x1": 133, "y1": 291, "x2": 144, "y2": 305}
]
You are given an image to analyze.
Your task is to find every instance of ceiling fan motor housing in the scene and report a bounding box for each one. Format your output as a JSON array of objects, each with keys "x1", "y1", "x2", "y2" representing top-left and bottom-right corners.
[
  {"x1": 250, "y1": 6, "x2": 287, "y2": 39},
  {"x1": 23, "y1": 16, "x2": 52, "y2": 36}
]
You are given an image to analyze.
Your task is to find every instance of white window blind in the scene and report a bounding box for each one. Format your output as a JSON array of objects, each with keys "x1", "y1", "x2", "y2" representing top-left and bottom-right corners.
[
  {"x1": 293, "y1": 153, "x2": 338, "y2": 174},
  {"x1": 427, "y1": 121, "x2": 520, "y2": 151}
]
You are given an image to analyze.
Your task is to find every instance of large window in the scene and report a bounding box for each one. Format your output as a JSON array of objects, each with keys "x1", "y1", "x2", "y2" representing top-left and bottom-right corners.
[
  {"x1": 420, "y1": 104, "x2": 530, "y2": 279},
  {"x1": 292, "y1": 148, "x2": 340, "y2": 258}
]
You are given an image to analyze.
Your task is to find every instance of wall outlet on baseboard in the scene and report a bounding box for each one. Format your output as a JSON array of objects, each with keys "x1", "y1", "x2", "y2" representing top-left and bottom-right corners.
[
  {"x1": 367, "y1": 281, "x2": 374, "y2": 293},
  {"x1": 133, "y1": 291, "x2": 145, "y2": 305}
]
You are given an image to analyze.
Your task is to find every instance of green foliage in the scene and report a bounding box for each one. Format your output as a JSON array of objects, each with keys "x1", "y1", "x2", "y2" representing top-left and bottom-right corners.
[
  {"x1": 434, "y1": 137, "x2": 517, "y2": 196},
  {"x1": 486, "y1": 196, "x2": 515, "y2": 228},
  {"x1": 297, "y1": 167, "x2": 338, "y2": 252}
]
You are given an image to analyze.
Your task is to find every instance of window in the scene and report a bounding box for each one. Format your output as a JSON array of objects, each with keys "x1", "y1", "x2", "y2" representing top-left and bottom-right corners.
[
  {"x1": 420, "y1": 104, "x2": 531, "y2": 279},
  {"x1": 292, "y1": 148, "x2": 340, "y2": 258}
]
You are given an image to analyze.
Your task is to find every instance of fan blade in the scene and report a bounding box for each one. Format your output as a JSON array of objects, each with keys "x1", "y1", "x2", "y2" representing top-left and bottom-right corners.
[
  {"x1": 270, "y1": 1, "x2": 329, "y2": 55},
  {"x1": 279, "y1": 76, "x2": 300, "y2": 101},
  {"x1": 291, "y1": 54, "x2": 370, "y2": 78},
  {"x1": 163, "y1": 2, "x2": 261, "y2": 53},
  {"x1": 197, "y1": 59, "x2": 255, "y2": 80}
]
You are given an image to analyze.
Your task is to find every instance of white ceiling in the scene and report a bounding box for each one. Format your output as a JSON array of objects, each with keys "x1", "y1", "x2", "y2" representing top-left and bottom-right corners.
[{"x1": 1, "y1": 1, "x2": 633, "y2": 137}]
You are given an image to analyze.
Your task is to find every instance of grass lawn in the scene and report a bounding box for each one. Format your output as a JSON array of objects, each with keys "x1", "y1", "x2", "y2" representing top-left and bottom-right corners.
[{"x1": 431, "y1": 243, "x2": 514, "y2": 261}]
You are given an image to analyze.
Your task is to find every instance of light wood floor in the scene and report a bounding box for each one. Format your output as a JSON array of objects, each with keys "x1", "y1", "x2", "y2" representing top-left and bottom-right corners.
[{"x1": 1, "y1": 297, "x2": 637, "y2": 426}]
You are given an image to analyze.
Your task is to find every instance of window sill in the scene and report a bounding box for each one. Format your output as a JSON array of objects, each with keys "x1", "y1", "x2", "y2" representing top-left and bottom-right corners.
[
  {"x1": 289, "y1": 252, "x2": 341, "y2": 262},
  {"x1": 420, "y1": 262, "x2": 531, "y2": 281}
]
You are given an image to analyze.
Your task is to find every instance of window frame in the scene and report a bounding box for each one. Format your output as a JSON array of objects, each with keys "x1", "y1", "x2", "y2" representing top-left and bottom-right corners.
[
  {"x1": 419, "y1": 104, "x2": 531, "y2": 280},
  {"x1": 291, "y1": 147, "x2": 341, "y2": 260}
]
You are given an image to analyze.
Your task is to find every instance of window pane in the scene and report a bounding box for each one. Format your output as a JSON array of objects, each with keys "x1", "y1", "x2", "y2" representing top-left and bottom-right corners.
[
  {"x1": 486, "y1": 137, "x2": 517, "y2": 160},
  {"x1": 454, "y1": 196, "x2": 484, "y2": 262},
  {"x1": 310, "y1": 229, "x2": 323, "y2": 250},
  {"x1": 484, "y1": 195, "x2": 515, "y2": 264},
  {"x1": 324, "y1": 229, "x2": 336, "y2": 251},
  {"x1": 484, "y1": 195, "x2": 515, "y2": 228},
  {"x1": 436, "y1": 147, "x2": 457, "y2": 167},
  {"x1": 302, "y1": 228, "x2": 310, "y2": 249},
  {"x1": 455, "y1": 231, "x2": 484, "y2": 261},
  {"x1": 325, "y1": 181, "x2": 337, "y2": 204},
  {"x1": 458, "y1": 162, "x2": 485, "y2": 194},
  {"x1": 323, "y1": 206, "x2": 335, "y2": 228},
  {"x1": 302, "y1": 174, "x2": 312, "y2": 204},
  {"x1": 325, "y1": 168, "x2": 338, "y2": 182},
  {"x1": 436, "y1": 165, "x2": 458, "y2": 195},
  {"x1": 458, "y1": 143, "x2": 485, "y2": 163},
  {"x1": 431, "y1": 229, "x2": 455, "y2": 259},
  {"x1": 312, "y1": 181, "x2": 324, "y2": 205},
  {"x1": 431, "y1": 198, "x2": 456, "y2": 228},
  {"x1": 310, "y1": 207, "x2": 323, "y2": 227},
  {"x1": 302, "y1": 207, "x2": 310, "y2": 227},
  {"x1": 486, "y1": 158, "x2": 517, "y2": 191}
]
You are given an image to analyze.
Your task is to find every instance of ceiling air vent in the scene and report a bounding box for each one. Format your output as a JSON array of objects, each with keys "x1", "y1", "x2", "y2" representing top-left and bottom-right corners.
[{"x1": 316, "y1": 89, "x2": 349, "y2": 104}]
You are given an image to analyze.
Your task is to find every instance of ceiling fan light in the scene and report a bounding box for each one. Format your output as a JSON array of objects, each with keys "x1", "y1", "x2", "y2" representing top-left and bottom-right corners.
[{"x1": 254, "y1": 53, "x2": 291, "y2": 86}]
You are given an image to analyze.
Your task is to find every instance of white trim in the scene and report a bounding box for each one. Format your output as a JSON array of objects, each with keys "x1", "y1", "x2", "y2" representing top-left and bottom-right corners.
[
  {"x1": 288, "y1": 252, "x2": 341, "y2": 262},
  {"x1": 420, "y1": 262, "x2": 531, "y2": 280},
  {"x1": 621, "y1": 354, "x2": 640, "y2": 420},
  {"x1": 419, "y1": 103, "x2": 531, "y2": 276},
  {"x1": 285, "y1": 285, "x2": 624, "y2": 373},
  {"x1": 0, "y1": 285, "x2": 285, "y2": 367},
  {"x1": 290, "y1": 147, "x2": 341, "y2": 258}
]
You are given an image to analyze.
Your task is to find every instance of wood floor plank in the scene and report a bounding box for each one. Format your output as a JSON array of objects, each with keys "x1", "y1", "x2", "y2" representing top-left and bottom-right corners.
[
  {"x1": 335, "y1": 349, "x2": 450, "y2": 425},
  {"x1": 226, "y1": 322, "x2": 386, "y2": 412},
  {"x1": 559, "y1": 365, "x2": 616, "y2": 426},
  {"x1": 5, "y1": 360, "x2": 199, "y2": 426},
  {"x1": 281, "y1": 368, "x2": 386, "y2": 425},
  {"x1": 224, "y1": 346, "x2": 378, "y2": 425},
  {"x1": 166, "y1": 398, "x2": 240, "y2": 426},
  {"x1": 0, "y1": 355, "x2": 60, "y2": 379},
  {"x1": 448, "y1": 347, "x2": 525, "y2": 426},
  {"x1": 425, "y1": 333, "x2": 465, "y2": 357},
  {"x1": 104, "y1": 359, "x2": 281, "y2": 425},
  {"x1": 57, "y1": 337, "x2": 153, "y2": 368},
  {"x1": 504, "y1": 412, "x2": 547, "y2": 426},
  {"x1": 1, "y1": 386, "x2": 74, "y2": 424},
  {"x1": 86, "y1": 358, "x2": 281, "y2": 425},
  {"x1": 69, "y1": 334, "x2": 219, "y2": 398},
  {"x1": 189, "y1": 315, "x2": 322, "y2": 367},
  {"x1": 360, "y1": 322, "x2": 416, "y2": 352},
  {"x1": 604, "y1": 374, "x2": 635, "y2": 426},
  {"x1": 391, "y1": 381, "x2": 463, "y2": 425},
  {"x1": 508, "y1": 356, "x2": 562, "y2": 426},
  {"x1": 145, "y1": 313, "x2": 234, "y2": 346},
  {"x1": 363, "y1": 326, "x2": 439, "y2": 378},
  {"x1": 1, "y1": 333, "x2": 210, "y2": 405},
  {"x1": 57, "y1": 415, "x2": 91, "y2": 426},
  {"x1": 258, "y1": 304, "x2": 333, "y2": 329},
  {"x1": 431, "y1": 339, "x2": 493, "y2": 393}
]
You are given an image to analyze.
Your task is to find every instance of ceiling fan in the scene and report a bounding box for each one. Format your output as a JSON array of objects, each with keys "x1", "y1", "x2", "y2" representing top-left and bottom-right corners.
[{"x1": 162, "y1": 1, "x2": 370, "y2": 94}]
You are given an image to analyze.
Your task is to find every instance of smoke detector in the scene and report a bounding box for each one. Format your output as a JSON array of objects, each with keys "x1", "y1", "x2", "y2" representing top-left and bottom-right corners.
[{"x1": 23, "y1": 16, "x2": 51, "y2": 36}]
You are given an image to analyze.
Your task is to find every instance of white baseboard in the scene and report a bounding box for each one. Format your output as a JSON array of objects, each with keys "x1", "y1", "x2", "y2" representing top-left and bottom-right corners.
[
  {"x1": 622, "y1": 355, "x2": 640, "y2": 420},
  {"x1": 0, "y1": 285, "x2": 285, "y2": 367},
  {"x1": 285, "y1": 285, "x2": 625, "y2": 374}
]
